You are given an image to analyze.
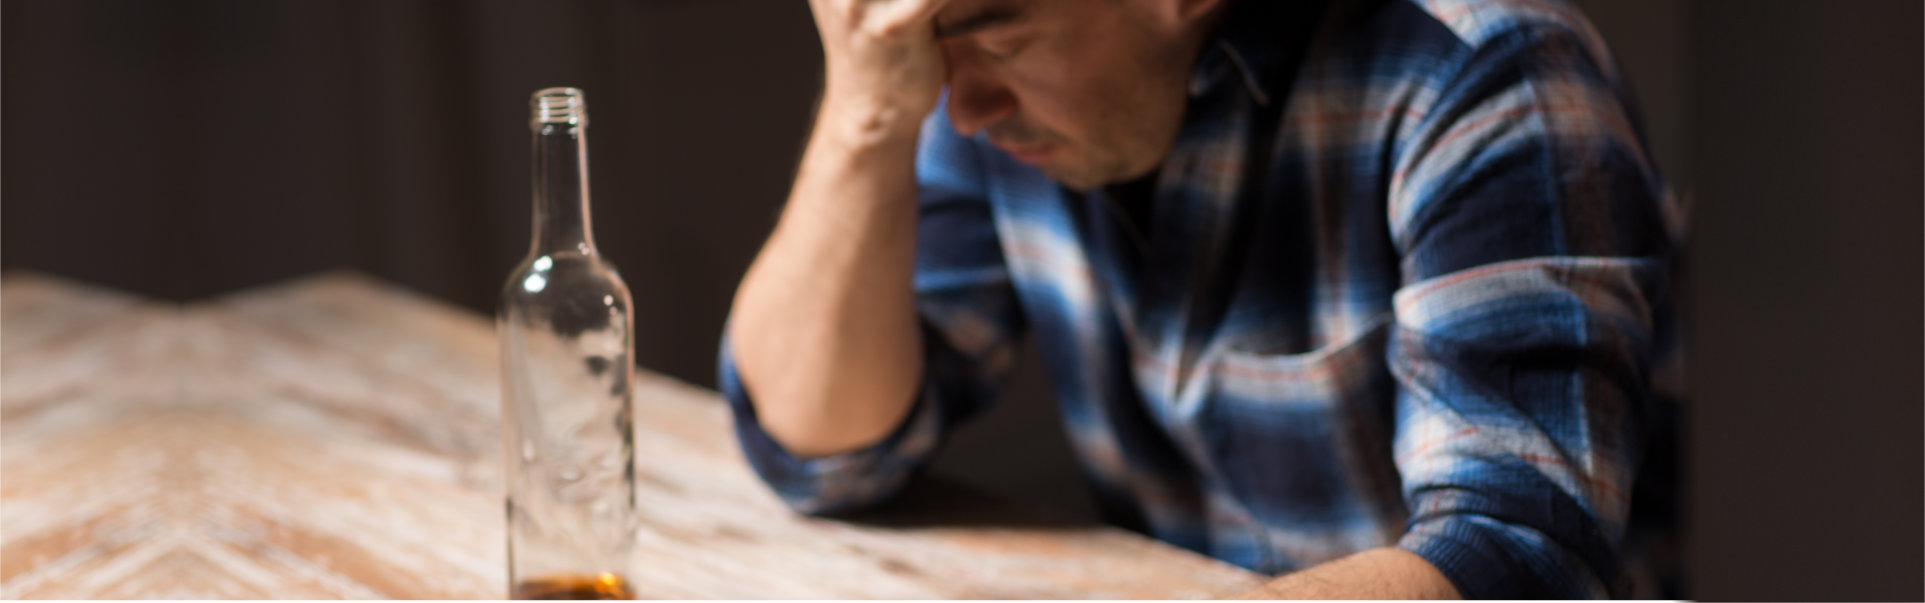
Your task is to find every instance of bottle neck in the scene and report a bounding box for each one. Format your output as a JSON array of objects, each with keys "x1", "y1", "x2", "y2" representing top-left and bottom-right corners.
[{"x1": 530, "y1": 121, "x2": 595, "y2": 256}]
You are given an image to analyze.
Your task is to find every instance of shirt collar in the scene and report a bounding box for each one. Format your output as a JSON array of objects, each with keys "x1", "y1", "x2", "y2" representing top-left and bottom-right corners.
[{"x1": 1188, "y1": 0, "x2": 1332, "y2": 107}]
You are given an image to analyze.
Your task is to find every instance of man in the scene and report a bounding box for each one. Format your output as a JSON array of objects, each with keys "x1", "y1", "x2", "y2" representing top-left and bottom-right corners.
[{"x1": 720, "y1": 0, "x2": 1681, "y2": 598}]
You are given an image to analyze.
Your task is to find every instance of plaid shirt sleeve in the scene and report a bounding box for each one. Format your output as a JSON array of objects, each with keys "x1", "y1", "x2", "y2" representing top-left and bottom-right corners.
[
  {"x1": 1385, "y1": 18, "x2": 1678, "y2": 600},
  {"x1": 717, "y1": 102, "x2": 1024, "y2": 515}
]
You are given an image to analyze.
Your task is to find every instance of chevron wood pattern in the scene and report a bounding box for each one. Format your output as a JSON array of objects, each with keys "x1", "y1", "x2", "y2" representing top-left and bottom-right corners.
[{"x1": 0, "y1": 272, "x2": 1262, "y2": 599}]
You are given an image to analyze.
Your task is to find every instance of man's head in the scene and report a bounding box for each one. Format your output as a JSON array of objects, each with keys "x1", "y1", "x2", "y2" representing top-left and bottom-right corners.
[{"x1": 934, "y1": 0, "x2": 1228, "y2": 191}]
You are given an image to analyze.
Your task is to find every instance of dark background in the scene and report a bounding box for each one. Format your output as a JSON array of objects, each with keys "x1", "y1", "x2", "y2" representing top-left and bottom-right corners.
[{"x1": 3, "y1": 0, "x2": 1919, "y2": 599}]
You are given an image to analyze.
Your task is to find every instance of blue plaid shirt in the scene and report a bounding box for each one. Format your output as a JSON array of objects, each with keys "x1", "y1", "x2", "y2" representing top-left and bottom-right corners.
[{"x1": 720, "y1": 0, "x2": 1683, "y2": 597}]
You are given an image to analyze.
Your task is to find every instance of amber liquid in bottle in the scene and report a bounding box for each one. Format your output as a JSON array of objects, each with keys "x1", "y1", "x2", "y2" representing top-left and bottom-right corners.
[{"x1": 512, "y1": 573, "x2": 636, "y2": 600}]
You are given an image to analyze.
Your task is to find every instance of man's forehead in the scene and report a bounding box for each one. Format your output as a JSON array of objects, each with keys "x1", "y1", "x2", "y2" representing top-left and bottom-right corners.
[{"x1": 934, "y1": 0, "x2": 1030, "y2": 38}]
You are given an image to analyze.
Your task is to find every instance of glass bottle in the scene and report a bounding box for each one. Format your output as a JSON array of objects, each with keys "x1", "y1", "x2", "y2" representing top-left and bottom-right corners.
[{"x1": 499, "y1": 87, "x2": 638, "y2": 600}]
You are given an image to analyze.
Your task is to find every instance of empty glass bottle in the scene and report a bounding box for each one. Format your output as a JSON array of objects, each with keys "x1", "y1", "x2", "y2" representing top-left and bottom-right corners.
[{"x1": 498, "y1": 87, "x2": 638, "y2": 600}]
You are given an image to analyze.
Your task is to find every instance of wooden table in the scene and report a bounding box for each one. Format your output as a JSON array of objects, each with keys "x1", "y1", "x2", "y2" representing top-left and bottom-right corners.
[{"x1": 0, "y1": 272, "x2": 1261, "y2": 599}]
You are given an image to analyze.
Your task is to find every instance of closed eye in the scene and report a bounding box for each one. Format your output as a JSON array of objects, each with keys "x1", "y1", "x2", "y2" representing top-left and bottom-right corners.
[{"x1": 979, "y1": 33, "x2": 1032, "y2": 61}]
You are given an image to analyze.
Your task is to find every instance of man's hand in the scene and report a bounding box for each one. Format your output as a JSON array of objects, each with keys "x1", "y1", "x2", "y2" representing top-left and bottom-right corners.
[{"x1": 807, "y1": 0, "x2": 953, "y2": 145}]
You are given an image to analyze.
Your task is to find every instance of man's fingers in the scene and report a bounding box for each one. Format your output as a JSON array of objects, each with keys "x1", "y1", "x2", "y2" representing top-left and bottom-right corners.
[
  {"x1": 859, "y1": 0, "x2": 953, "y2": 36},
  {"x1": 902, "y1": 0, "x2": 954, "y2": 24}
]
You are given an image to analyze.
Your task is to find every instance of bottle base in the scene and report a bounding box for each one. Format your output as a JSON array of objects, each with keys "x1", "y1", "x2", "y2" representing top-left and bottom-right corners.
[{"x1": 511, "y1": 573, "x2": 635, "y2": 600}]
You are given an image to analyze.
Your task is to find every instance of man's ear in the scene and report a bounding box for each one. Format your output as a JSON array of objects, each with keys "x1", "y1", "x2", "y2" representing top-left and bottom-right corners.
[
  {"x1": 1174, "y1": 0, "x2": 1226, "y2": 22},
  {"x1": 1134, "y1": 0, "x2": 1226, "y2": 31}
]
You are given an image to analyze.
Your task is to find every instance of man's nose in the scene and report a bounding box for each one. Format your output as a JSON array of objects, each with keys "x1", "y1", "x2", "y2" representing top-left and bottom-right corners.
[{"x1": 946, "y1": 65, "x2": 1016, "y2": 138}]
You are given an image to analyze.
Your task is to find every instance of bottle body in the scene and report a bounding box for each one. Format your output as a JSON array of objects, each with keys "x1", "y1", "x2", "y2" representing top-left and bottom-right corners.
[{"x1": 499, "y1": 87, "x2": 638, "y2": 600}]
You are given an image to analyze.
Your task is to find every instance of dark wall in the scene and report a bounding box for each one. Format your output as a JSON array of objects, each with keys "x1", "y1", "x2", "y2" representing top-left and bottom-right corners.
[
  {"x1": 4, "y1": 1, "x2": 1921, "y2": 599},
  {"x1": 1, "y1": 0, "x2": 822, "y2": 393},
  {"x1": 1686, "y1": 1, "x2": 1923, "y2": 599}
]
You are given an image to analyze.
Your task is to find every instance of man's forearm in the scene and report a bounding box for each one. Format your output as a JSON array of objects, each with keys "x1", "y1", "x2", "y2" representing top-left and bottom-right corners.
[
  {"x1": 727, "y1": 102, "x2": 926, "y2": 459},
  {"x1": 1230, "y1": 548, "x2": 1460, "y2": 600}
]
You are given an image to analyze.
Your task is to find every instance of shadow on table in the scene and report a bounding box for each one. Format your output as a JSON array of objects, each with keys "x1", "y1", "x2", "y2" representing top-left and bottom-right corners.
[{"x1": 825, "y1": 474, "x2": 1113, "y2": 533}]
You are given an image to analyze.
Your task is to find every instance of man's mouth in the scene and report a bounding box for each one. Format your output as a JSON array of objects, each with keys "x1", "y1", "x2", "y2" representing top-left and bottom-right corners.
[{"x1": 993, "y1": 141, "x2": 1057, "y2": 165}]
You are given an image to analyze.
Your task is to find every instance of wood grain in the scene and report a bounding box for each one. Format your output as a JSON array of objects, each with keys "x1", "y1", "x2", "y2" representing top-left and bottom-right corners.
[{"x1": 0, "y1": 271, "x2": 1262, "y2": 599}]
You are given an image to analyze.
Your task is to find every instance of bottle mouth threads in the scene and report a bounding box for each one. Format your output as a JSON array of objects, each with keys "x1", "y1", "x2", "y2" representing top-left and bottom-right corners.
[{"x1": 532, "y1": 87, "x2": 587, "y2": 128}]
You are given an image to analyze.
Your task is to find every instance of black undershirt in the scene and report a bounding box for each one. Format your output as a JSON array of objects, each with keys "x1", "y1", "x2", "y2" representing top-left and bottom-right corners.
[{"x1": 1104, "y1": 171, "x2": 1159, "y2": 240}]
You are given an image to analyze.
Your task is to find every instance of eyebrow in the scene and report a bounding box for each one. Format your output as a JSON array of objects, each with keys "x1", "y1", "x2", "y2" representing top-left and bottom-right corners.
[{"x1": 934, "y1": 6, "x2": 1024, "y2": 39}]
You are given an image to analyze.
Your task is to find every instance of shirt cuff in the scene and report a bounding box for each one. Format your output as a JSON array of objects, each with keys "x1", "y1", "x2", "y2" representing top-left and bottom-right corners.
[
  {"x1": 1397, "y1": 512, "x2": 1613, "y2": 599},
  {"x1": 717, "y1": 336, "x2": 943, "y2": 515}
]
